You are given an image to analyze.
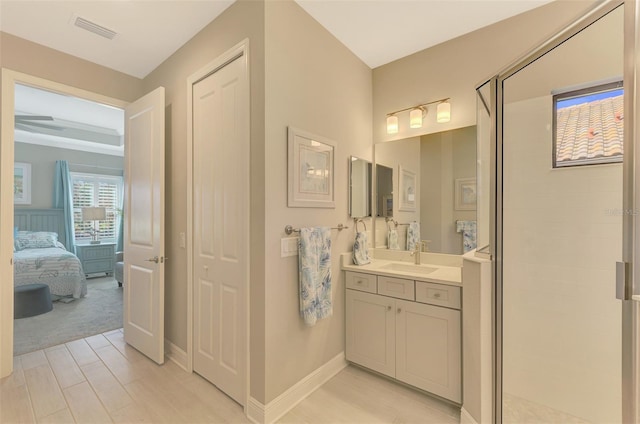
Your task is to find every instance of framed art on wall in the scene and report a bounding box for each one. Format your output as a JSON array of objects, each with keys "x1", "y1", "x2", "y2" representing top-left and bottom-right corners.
[
  {"x1": 14, "y1": 162, "x2": 32, "y2": 205},
  {"x1": 288, "y1": 127, "x2": 336, "y2": 208}
]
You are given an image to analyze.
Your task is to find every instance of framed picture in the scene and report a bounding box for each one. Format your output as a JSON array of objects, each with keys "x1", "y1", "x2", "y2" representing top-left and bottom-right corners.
[
  {"x1": 288, "y1": 127, "x2": 336, "y2": 208},
  {"x1": 455, "y1": 177, "x2": 477, "y2": 210},
  {"x1": 14, "y1": 162, "x2": 32, "y2": 205},
  {"x1": 398, "y1": 165, "x2": 416, "y2": 211}
]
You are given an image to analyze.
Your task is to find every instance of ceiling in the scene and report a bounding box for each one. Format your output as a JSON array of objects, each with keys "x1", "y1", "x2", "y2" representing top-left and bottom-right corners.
[
  {"x1": 2, "y1": 0, "x2": 551, "y2": 154},
  {"x1": 0, "y1": 0, "x2": 553, "y2": 78}
]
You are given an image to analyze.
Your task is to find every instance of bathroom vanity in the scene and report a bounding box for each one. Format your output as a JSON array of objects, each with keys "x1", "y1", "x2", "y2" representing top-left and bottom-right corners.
[{"x1": 342, "y1": 252, "x2": 462, "y2": 403}]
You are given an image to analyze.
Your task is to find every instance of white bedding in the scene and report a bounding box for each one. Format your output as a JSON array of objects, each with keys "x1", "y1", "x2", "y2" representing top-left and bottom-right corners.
[{"x1": 14, "y1": 247, "x2": 87, "y2": 298}]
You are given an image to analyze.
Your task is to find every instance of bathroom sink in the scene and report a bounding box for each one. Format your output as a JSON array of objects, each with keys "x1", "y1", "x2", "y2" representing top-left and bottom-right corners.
[{"x1": 380, "y1": 263, "x2": 438, "y2": 275}]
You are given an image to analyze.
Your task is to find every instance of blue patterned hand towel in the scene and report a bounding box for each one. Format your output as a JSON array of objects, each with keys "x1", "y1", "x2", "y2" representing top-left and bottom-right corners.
[
  {"x1": 456, "y1": 220, "x2": 477, "y2": 253},
  {"x1": 298, "y1": 227, "x2": 333, "y2": 326},
  {"x1": 388, "y1": 229, "x2": 399, "y2": 250},
  {"x1": 352, "y1": 231, "x2": 371, "y2": 265},
  {"x1": 406, "y1": 222, "x2": 421, "y2": 251}
]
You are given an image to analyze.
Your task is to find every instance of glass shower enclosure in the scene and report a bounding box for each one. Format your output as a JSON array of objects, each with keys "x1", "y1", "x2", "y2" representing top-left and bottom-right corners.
[{"x1": 480, "y1": 1, "x2": 639, "y2": 422}]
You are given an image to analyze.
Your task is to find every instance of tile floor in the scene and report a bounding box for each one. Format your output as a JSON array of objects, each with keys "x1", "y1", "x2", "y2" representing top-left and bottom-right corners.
[{"x1": 1, "y1": 329, "x2": 461, "y2": 423}]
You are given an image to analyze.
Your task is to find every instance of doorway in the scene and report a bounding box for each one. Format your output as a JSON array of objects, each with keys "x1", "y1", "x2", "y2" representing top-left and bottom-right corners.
[{"x1": 0, "y1": 70, "x2": 128, "y2": 376}]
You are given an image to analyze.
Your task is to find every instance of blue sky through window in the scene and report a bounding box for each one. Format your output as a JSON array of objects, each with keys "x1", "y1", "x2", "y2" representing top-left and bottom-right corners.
[{"x1": 557, "y1": 88, "x2": 623, "y2": 109}]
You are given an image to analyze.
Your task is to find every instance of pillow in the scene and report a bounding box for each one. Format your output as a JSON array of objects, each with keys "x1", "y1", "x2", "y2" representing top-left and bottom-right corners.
[
  {"x1": 55, "y1": 241, "x2": 67, "y2": 251},
  {"x1": 14, "y1": 231, "x2": 59, "y2": 250}
]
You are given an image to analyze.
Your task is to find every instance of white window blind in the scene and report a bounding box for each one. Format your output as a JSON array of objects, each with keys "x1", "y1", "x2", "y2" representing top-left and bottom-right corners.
[{"x1": 71, "y1": 173, "x2": 123, "y2": 244}]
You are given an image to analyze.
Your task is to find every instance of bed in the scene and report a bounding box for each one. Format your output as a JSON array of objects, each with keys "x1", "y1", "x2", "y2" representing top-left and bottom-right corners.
[{"x1": 14, "y1": 209, "x2": 87, "y2": 299}]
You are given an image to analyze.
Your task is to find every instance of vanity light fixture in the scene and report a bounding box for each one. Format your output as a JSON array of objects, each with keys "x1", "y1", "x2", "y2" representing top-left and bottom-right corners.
[{"x1": 386, "y1": 97, "x2": 451, "y2": 133}]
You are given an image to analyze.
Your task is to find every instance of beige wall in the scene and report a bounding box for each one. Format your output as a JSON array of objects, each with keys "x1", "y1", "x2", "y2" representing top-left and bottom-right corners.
[
  {"x1": 263, "y1": 0, "x2": 372, "y2": 403},
  {"x1": 372, "y1": 0, "x2": 598, "y2": 144},
  {"x1": 0, "y1": 32, "x2": 143, "y2": 102},
  {"x1": 14, "y1": 143, "x2": 123, "y2": 209},
  {"x1": 374, "y1": 137, "x2": 421, "y2": 249},
  {"x1": 140, "y1": 0, "x2": 267, "y2": 402},
  {"x1": 420, "y1": 127, "x2": 476, "y2": 254}
]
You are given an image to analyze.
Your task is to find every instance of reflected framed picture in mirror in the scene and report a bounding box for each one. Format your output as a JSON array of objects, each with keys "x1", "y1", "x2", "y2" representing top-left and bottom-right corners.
[
  {"x1": 399, "y1": 165, "x2": 416, "y2": 211},
  {"x1": 455, "y1": 177, "x2": 476, "y2": 210}
]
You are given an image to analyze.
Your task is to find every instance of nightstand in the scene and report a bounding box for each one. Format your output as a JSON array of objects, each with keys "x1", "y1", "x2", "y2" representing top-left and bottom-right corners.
[{"x1": 76, "y1": 243, "x2": 116, "y2": 277}]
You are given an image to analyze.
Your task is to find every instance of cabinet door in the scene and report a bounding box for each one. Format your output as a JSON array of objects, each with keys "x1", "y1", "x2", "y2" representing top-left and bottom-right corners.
[
  {"x1": 346, "y1": 289, "x2": 395, "y2": 378},
  {"x1": 396, "y1": 299, "x2": 461, "y2": 403}
]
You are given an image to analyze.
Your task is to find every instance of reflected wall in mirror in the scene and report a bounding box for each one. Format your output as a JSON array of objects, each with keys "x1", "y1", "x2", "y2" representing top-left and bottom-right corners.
[
  {"x1": 349, "y1": 156, "x2": 372, "y2": 218},
  {"x1": 375, "y1": 164, "x2": 393, "y2": 218},
  {"x1": 374, "y1": 126, "x2": 476, "y2": 254}
]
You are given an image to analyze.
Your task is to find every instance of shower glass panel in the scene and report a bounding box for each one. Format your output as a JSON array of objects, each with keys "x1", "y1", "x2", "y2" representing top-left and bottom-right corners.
[
  {"x1": 501, "y1": 5, "x2": 623, "y2": 423},
  {"x1": 476, "y1": 81, "x2": 491, "y2": 253}
]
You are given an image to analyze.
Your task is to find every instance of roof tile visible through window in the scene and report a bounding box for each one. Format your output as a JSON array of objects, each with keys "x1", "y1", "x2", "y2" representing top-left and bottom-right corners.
[{"x1": 555, "y1": 94, "x2": 623, "y2": 164}]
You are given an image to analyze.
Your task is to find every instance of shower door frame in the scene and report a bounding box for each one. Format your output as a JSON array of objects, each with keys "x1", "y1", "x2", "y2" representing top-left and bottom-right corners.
[{"x1": 490, "y1": 0, "x2": 638, "y2": 422}]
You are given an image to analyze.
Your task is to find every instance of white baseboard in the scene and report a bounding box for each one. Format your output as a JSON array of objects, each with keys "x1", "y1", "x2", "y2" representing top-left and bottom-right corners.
[
  {"x1": 461, "y1": 407, "x2": 478, "y2": 424},
  {"x1": 164, "y1": 339, "x2": 188, "y2": 371},
  {"x1": 246, "y1": 352, "x2": 347, "y2": 424}
]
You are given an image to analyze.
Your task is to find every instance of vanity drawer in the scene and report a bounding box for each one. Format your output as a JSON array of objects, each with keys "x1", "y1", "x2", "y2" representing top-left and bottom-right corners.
[
  {"x1": 377, "y1": 276, "x2": 414, "y2": 300},
  {"x1": 415, "y1": 281, "x2": 461, "y2": 310},
  {"x1": 345, "y1": 271, "x2": 377, "y2": 294}
]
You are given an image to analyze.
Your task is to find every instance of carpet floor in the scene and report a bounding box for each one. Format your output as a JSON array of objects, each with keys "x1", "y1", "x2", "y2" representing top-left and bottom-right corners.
[{"x1": 13, "y1": 276, "x2": 123, "y2": 355}]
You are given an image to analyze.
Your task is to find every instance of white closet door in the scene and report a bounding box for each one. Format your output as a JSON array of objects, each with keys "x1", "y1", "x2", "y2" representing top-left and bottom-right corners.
[{"x1": 192, "y1": 54, "x2": 248, "y2": 405}]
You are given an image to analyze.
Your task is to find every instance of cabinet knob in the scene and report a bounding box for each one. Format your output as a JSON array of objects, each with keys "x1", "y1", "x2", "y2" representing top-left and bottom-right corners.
[
  {"x1": 397, "y1": 308, "x2": 402, "y2": 314},
  {"x1": 387, "y1": 305, "x2": 392, "y2": 311},
  {"x1": 433, "y1": 293, "x2": 441, "y2": 298},
  {"x1": 356, "y1": 280, "x2": 362, "y2": 284}
]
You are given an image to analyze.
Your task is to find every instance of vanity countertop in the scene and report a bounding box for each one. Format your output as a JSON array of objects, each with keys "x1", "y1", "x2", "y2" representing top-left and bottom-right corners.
[{"x1": 341, "y1": 253, "x2": 461, "y2": 287}]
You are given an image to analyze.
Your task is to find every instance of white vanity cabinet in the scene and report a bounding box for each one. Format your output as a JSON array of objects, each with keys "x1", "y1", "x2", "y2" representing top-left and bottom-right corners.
[{"x1": 345, "y1": 271, "x2": 461, "y2": 403}]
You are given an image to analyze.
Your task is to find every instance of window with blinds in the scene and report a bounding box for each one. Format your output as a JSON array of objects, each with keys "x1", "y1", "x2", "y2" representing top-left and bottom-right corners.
[{"x1": 71, "y1": 173, "x2": 123, "y2": 243}]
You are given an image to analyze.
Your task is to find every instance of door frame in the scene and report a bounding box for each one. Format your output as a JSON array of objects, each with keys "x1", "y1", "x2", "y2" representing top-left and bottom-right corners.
[
  {"x1": 0, "y1": 69, "x2": 128, "y2": 377},
  {"x1": 185, "y1": 38, "x2": 251, "y2": 409},
  {"x1": 488, "y1": 0, "x2": 637, "y2": 421}
]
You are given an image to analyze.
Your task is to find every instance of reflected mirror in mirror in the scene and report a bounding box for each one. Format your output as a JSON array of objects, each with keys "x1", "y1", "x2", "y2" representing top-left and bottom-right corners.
[
  {"x1": 375, "y1": 164, "x2": 393, "y2": 218},
  {"x1": 349, "y1": 156, "x2": 372, "y2": 218},
  {"x1": 374, "y1": 126, "x2": 476, "y2": 255}
]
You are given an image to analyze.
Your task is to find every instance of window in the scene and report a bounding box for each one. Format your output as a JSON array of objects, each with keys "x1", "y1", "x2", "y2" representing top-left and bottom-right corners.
[
  {"x1": 71, "y1": 173, "x2": 123, "y2": 244},
  {"x1": 553, "y1": 80, "x2": 623, "y2": 168}
]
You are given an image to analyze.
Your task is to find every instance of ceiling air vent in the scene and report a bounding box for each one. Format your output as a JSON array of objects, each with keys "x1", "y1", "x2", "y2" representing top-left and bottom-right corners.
[{"x1": 72, "y1": 15, "x2": 118, "y2": 40}]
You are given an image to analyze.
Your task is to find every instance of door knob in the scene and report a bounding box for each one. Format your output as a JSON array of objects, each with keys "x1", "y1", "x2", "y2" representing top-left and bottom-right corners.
[{"x1": 146, "y1": 256, "x2": 159, "y2": 263}]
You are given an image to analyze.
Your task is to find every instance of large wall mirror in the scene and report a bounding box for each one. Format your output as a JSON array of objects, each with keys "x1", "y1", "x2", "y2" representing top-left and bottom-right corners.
[
  {"x1": 374, "y1": 126, "x2": 477, "y2": 254},
  {"x1": 349, "y1": 156, "x2": 372, "y2": 218}
]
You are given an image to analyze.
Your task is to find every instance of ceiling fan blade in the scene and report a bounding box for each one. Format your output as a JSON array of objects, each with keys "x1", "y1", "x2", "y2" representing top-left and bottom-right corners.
[
  {"x1": 15, "y1": 115, "x2": 54, "y2": 121},
  {"x1": 15, "y1": 121, "x2": 63, "y2": 131}
]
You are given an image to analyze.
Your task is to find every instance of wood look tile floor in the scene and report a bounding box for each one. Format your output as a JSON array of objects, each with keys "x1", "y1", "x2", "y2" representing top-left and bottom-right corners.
[{"x1": 1, "y1": 329, "x2": 461, "y2": 424}]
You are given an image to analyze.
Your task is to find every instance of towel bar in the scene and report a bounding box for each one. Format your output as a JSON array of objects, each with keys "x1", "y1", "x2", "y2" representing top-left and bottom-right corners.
[
  {"x1": 284, "y1": 224, "x2": 348, "y2": 235},
  {"x1": 385, "y1": 217, "x2": 412, "y2": 228},
  {"x1": 354, "y1": 218, "x2": 367, "y2": 232}
]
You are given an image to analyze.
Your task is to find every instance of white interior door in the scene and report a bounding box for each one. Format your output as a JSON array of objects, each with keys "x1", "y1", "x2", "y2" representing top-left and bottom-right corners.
[
  {"x1": 192, "y1": 54, "x2": 248, "y2": 405},
  {"x1": 123, "y1": 87, "x2": 165, "y2": 365}
]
